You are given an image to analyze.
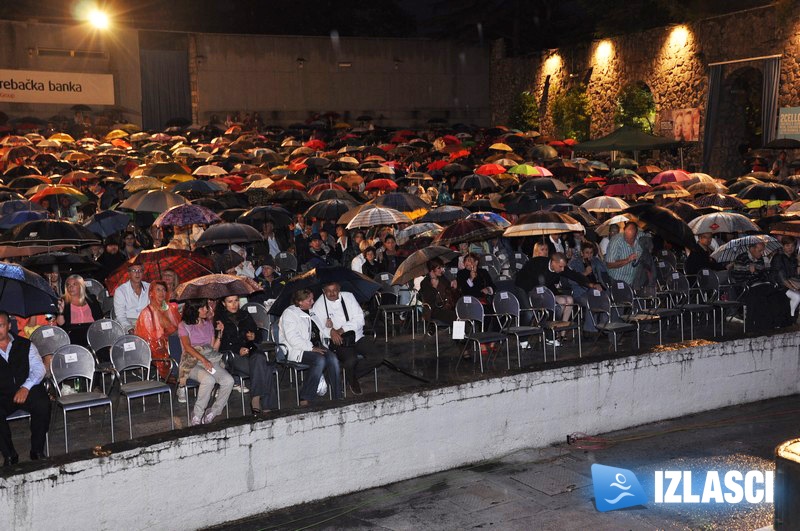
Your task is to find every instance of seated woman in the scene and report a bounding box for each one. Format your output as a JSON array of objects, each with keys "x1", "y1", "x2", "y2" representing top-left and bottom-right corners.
[
  {"x1": 361, "y1": 246, "x2": 383, "y2": 279},
  {"x1": 456, "y1": 252, "x2": 495, "y2": 302},
  {"x1": 216, "y1": 295, "x2": 279, "y2": 417},
  {"x1": 278, "y1": 289, "x2": 342, "y2": 405},
  {"x1": 177, "y1": 299, "x2": 234, "y2": 426},
  {"x1": 419, "y1": 258, "x2": 459, "y2": 324},
  {"x1": 135, "y1": 280, "x2": 181, "y2": 381},
  {"x1": 771, "y1": 236, "x2": 800, "y2": 318},
  {"x1": 55, "y1": 274, "x2": 103, "y2": 346}
]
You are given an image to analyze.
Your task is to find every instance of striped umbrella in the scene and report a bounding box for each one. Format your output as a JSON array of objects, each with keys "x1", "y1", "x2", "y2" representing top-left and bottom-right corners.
[
  {"x1": 346, "y1": 206, "x2": 411, "y2": 229},
  {"x1": 371, "y1": 192, "x2": 430, "y2": 220},
  {"x1": 581, "y1": 196, "x2": 630, "y2": 213},
  {"x1": 692, "y1": 193, "x2": 746, "y2": 209},
  {"x1": 503, "y1": 212, "x2": 584, "y2": 238},
  {"x1": 434, "y1": 218, "x2": 505, "y2": 246},
  {"x1": 710, "y1": 235, "x2": 781, "y2": 264}
]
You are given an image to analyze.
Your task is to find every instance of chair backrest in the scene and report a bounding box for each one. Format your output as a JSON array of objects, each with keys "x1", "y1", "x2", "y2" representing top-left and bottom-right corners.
[
  {"x1": 271, "y1": 321, "x2": 288, "y2": 362},
  {"x1": 609, "y1": 280, "x2": 634, "y2": 306},
  {"x1": 443, "y1": 267, "x2": 459, "y2": 282},
  {"x1": 658, "y1": 249, "x2": 678, "y2": 269},
  {"x1": 479, "y1": 254, "x2": 500, "y2": 277},
  {"x1": 655, "y1": 260, "x2": 677, "y2": 286},
  {"x1": 51, "y1": 345, "x2": 96, "y2": 390},
  {"x1": 275, "y1": 252, "x2": 298, "y2": 272},
  {"x1": 374, "y1": 272, "x2": 394, "y2": 293},
  {"x1": 492, "y1": 291, "x2": 521, "y2": 319},
  {"x1": 86, "y1": 319, "x2": 126, "y2": 352},
  {"x1": 455, "y1": 295, "x2": 484, "y2": 324},
  {"x1": 585, "y1": 288, "x2": 612, "y2": 326},
  {"x1": 696, "y1": 269, "x2": 722, "y2": 301},
  {"x1": 243, "y1": 302, "x2": 271, "y2": 331},
  {"x1": 30, "y1": 325, "x2": 70, "y2": 356},
  {"x1": 528, "y1": 285, "x2": 557, "y2": 314},
  {"x1": 83, "y1": 278, "x2": 104, "y2": 299},
  {"x1": 511, "y1": 252, "x2": 528, "y2": 272},
  {"x1": 110, "y1": 335, "x2": 153, "y2": 375}
]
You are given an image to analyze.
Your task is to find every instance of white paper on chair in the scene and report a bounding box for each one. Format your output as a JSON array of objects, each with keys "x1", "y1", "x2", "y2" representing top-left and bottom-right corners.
[
  {"x1": 64, "y1": 353, "x2": 78, "y2": 363},
  {"x1": 247, "y1": 306, "x2": 257, "y2": 314},
  {"x1": 500, "y1": 292, "x2": 509, "y2": 300},
  {"x1": 123, "y1": 341, "x2": 136, "y2": 351},
  {"x1": 42, "y1": 328, "x2": 54, "y2": 338},
  {"x1": 101, "y1": 321, "x2": 112, "y2": 330},
  {"x1": 463, "y1": 296, "x2": 472, "y2": 303},
  {"x1": 617, "y1": 283, "x2": 624, "y2": 289},
  {"x1": 452, "y1": 320, "x2": 466, "y2": 340}
]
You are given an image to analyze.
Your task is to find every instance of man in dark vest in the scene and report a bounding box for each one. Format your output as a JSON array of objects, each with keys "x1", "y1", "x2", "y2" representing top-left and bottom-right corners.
[{"x1": 0, "y1": 311, "x2": 50, "y2": 466}]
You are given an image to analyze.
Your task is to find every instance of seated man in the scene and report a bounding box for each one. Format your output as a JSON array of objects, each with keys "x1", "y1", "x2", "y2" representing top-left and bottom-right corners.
[
  {"x1": 113, "y1": 263, "x2": 150, "y2": 333},
  {"x1": 0, "y1": 311, "x2": 50, "y2": 466},
  {"x1": 311, "y1": 282, "x2": 383, "y2": 396}
]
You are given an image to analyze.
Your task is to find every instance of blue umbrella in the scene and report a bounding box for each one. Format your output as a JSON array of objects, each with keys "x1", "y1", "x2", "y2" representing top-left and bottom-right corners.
[
  {"x1": 0, "y1": 200, "x2": 44, "y2": 216},
  {"x1": 466, "y1": 211, "x2": 511, "y2": 228},
  {"x1": 0, "y1": 210, "x2": 48, "y2": 230},
  {"x1": 268, "y1": 266, "x2": 381, "y2": 316},
  {"x1": 84, "y1": 210, "x2": 131, "y2": 238},
  {"x1": 0, "y1": 262, "x2": 58, "y2": 317}
]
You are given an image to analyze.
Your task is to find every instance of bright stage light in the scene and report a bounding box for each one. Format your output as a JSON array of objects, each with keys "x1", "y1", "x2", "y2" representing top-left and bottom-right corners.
[{"x1": 88, "y1": 9, "x2": 110, "y2": 30}]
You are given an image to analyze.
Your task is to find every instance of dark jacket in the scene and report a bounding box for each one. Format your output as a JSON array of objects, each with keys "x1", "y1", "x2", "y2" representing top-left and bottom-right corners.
[
  {"x1": 684, "y1": 246, "x2": 725, "y2": 276},
  {"x1": 456, "y1": 268, "x2": 495, "y2": 299},
  {"x1": 0, "y1": 335, "x2": 32, "y2": 397},
  {"x1": 771, "y1": 252, "x2": 798, "y2": 286},
  {"x1": 217, "y1": 309, "x2": 259, "y2": 354},
  {"x1": 515, "y1": 256, "x2": 591, "y2": 294}
]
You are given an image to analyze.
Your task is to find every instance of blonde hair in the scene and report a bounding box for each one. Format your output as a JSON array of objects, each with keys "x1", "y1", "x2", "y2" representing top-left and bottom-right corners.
[
  {"x1": 533, "y1": 242, "x2": 549, "y2": 258},
  {"x1": 63, "y1": 274, "x2": 87, "y2": 306}
]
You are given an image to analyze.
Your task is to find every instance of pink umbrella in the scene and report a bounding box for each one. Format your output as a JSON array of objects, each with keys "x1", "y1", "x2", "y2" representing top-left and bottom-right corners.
[{"x1": 649, "y1": 170, "x2": 691, "y2": 185}]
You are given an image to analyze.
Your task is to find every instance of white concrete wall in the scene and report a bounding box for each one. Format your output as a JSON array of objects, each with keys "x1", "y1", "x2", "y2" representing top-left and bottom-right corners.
[{"x1": 3, "y1": 332, "x2": 799, "y2": 530}]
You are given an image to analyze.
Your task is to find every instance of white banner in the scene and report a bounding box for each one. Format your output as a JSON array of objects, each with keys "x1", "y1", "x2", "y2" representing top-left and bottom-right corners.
[{"x1": 0, "y1": 69, "x2": 114, "y2": 105}]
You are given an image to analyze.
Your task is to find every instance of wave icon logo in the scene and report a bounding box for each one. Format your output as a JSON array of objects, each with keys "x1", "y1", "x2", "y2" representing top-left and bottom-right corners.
[{"x1": 591, "y1": 464, "x2": 648, "y2": 512}]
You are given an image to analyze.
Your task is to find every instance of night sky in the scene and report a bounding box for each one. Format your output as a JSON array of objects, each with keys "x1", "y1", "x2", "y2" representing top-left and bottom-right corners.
[{"x1": 0, "y1": 0, "x2": 778, "y2": 55}]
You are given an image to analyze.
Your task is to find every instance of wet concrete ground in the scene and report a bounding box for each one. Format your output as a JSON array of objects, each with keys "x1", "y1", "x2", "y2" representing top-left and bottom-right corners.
[{"x1": 213, "y1": 394, "x2": 797, "y2": 530}]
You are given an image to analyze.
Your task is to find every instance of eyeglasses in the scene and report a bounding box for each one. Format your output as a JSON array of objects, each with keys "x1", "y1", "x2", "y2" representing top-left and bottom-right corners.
[{"x1": 129, "y1": 268, "x2": 143, "y2": 273}]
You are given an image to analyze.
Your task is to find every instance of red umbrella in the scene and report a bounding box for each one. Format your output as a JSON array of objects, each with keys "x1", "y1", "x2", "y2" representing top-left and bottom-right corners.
[
  {"x1": 287, "y1": 160, "x2": 308, "y2": 172},
  {"x1": 441, "y1": 135, "x2": 461, "y2": 146},
  {"x1": 304, "y1": 139, "x2": 326, "y2": 150},
  {"x1": 475, "y1": 163, "x2": 507, "y2": 176},
  {"x1": 365, "y1": 178, "x2": 398, "y2": 192},
  {"x1": 269, "y1": 179, "x2": 306, "y2": 191},
  {"x1": 427, "y1": 160, "x2": 448, "y2": 171},
  {"x1": 105, "y1": 247, "x2": 214, "y2": 295},
  {"x1": 650, "y1": 170, "x2": 691, "y2": 185},
  {"x1": 604, "y1": 183, "x2": 651, "y2": 196},
  {"x1": 308, "y1": 182, "x2": 346, "y2": 195},
  {"x1": 449, "y1": 149, "x2": 471, "y2": 160}
]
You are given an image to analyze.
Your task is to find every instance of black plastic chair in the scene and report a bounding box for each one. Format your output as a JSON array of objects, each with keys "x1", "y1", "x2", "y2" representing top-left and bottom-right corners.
[
  {"x1": 696, "y1": 269, "x2": 746, "y2": 335},
  {"x1": 585, "y1": 289, "x2": 639, "y2": 352},
  {"x1": 666, "y1": 271, "x2": 716, "y2": 339},
  {"x1": 528, "y1": 286, "x2": 582, "y2": 361},
  {"x1": 455, "y1": 296, "x2": 510, "y2": 372},
  {"x1": 492, "y1": 291, "x2": 545, "y2": 365}
]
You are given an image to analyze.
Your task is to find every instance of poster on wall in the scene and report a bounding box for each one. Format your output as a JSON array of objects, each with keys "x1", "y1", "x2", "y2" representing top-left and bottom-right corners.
[
  {"x1": 0, "y1": 69, "x2": 114, "y2": 105},
  {"x1": 777, "y1": 107, "x2": 800, "y2": 141},
  {"x1": 671, "y1": 108, "x2": 701, "y2": 142}
]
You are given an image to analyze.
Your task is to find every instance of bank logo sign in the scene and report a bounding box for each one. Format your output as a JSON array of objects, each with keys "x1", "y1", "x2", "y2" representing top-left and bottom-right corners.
[
  {"x1": 591, "y1": 464, "x2": 648, "y2": 512},
  {"x1": 0, "y1": 69, "x2": 115, "y2": 105},
  {"x1": 591, "y1": 464, "x2": 774, "y2": 512}
]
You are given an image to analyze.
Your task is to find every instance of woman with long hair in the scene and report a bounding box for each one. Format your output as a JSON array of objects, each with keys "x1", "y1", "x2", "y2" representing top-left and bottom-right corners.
[
  {"x1": 135, "y1": 280, "x2": 181, "y2": 381},
  {"x1": 177, "y1": 299, "x2": 234, "y2": 425},
  {"x1": 55, "y1": 274, "x2": 102, "y2": 346}
]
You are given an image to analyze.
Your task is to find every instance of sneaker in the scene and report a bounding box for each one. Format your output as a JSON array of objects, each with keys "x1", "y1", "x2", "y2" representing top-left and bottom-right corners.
[
  {"x1": 545, "y1": 338, "x2": 562, "y2": 347},
  {"x1": 728, "y1": 316, "x2": 744, "y2": 325},
  {"x1": 61, "y1": 383, "x2": 76, "y2": 396},
  {"x1": 176, "y1": 386, "x2": 187, "y2": 404},
  {"x1": 232, "y1": 384, "x2": 249, "y2": 394},
  {"x1": 519, "y1": 341, "x2": 530, "y2": 349},
  {"x1": 190, "y1": 415, "x2": 202, "y2": 426},
  {"x1": 202, "y1": 411, "x2": 217, "y2": 425}
]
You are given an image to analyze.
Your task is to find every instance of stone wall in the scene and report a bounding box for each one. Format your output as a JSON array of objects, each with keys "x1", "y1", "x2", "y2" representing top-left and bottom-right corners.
[{"x1": 491, "y1": 4, "x2": 800, "y2": 151}]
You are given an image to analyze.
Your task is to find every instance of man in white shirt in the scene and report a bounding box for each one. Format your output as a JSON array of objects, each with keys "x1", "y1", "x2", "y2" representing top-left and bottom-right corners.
[
  {"x1": 113, "y1": 263, "x2": 150, "y2": 332},
  {"x1": 311, "y1": 282, "x2": 383, "y2": 395}
]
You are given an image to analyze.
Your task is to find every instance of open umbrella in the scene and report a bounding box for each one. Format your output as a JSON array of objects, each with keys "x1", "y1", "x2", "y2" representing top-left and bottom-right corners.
[
  {"x1": 0, "y1": 262, "x2": 58, "y2": 317},
  {"x1": 394, "y1": 223, "x2": 443, "y2": 246},
  {"x1": 769, "y1": 221, "x2": 800, "y2": 238},
  {"x1": 519, "y1": 177, "x2": 569, "y2": 193},
  {"x1": 503, "y1": 212, "x2": 584, "y2": 238},
  {"x1": 237, "y1": 205, "x2": 292, "y2": 228},
  {"x1": 0, "y1": 219, "x2": 100, "y2": 246},
  {"x1": 124, "y1": 176, "x2": 166, "y2": 193},
  {"x1": 737, "y1": 183, "x2": 797, "y2": 207},
  {"x1": 466, "y1": 211, "x2": 511, "y2": 228},
  {"x1": 595, "y1": 214, "x2": 630, "y2": 237},
  {"x1": 0, "y1": 210, "x2": 49, "y2": 229},
  {"x1": 692, "y1": 193, "x2": 746, "y2": 210},
  {"x1": 419, "y1": 205, "x2": 470, "y2": 223},
  {"x1": 434, "y1": 218, "x2": 505, "y2": 245},
  {"x1": 455, "y1": 174, "x2": 499, "y2": 192},
  {"x1": 194, "y1": 222, "x2": 264, "y2": 248},
  {"x1": 120, "y1": 190, "x2": 189, "y2": 213},
  {"x1": 686, "y1": 182, "x2": 729, "y2": 196},
  {"x1": 175, "y1": 274, "x2": 262, "y2": 302},
  {"x1": 623, "y1": 203, "x2": 698, "y2": 250},
  {"x1": 268, "y1": 266, "x2": 380, "y2": 316},
  {"x1": 392, "y1": 246, "x2": 459, "y2": 286},
  {"x1": 649, "y1": 170, "x2": 691, "y2": 185},
  {"x1": 83, "y1": 210, "x2": 132, "y2": 238},
  {"x1": 580, "y1": 196, "x2": 630, "y2": 213},
  {"x1": 502, "y1": 191, "x2": 565, "y2": 214},
  {"x1": 172, "y1": 179, "x2": 225, "y2": 194},
  {"x1": 643, "y1": 183, "x2": 691, "y2": 200},
  {"x1": 105, "y1": 247, "x2": 214, "y2": 294},
  {"x1": 0, "y1": 199, "x2": 44, "y2": 215},
  {"x1": 192, "y1": 165, "x2": 228, "y2": 177},
  {"x1": 371, "y1": 192, "x2": 430, "y2": 220},
  {"x1": 154, "y1": 203, "x2": 221, "y2": 228},
  {"x1": 688, "y1": 212, "x2": 760, "y2": 235},
  {"x1": 304, "y1": 199, "x2": 358, "y2": 221},
  {"x1": 346, "y1": 206, "x2": 411, "y2": 229},
  {"x1": 22, "y1": 252, "x2": 100, "y2": 275},
  {"x1": 710, "y1": 235, "x2": 781, "y2": 263},
  {"x1": 364, "y1": 178, "x2": 399, "y2": 192}
]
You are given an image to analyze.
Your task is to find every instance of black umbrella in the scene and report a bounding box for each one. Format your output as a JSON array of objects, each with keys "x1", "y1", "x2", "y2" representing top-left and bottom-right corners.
[
  {"x1": 419, "y1": 205, "x2": 471, "y2": 223},
  {"x1": 764, "y1": 138, "x2": 800, "y2": 150},
  {"x1": 0, "y1": 262, "x2": 58, "y2": 317},
  {"x1": 392, "y1": 246, "x2": 459, "y2": 286},
  {"x1": 23, "y1": 252, "x2": 100, "y2": 274},
  {"x1": 304, "y1": 199, "x2": 358, "y2": 221},
  {"x1": 268, "y1": 266, "x2": 381, "y2": 316},
  {"x1": 736, "y1": 182, "x2": 797, "y2": 206},
  {"x1": 544, "y1": 203, "x2": 598, "y2": 227},
  {"x1": 237, "y1": 205, "x2": 293, "y2": 227},
  {"x1": 83, "y1": 210, "x2": 131, "y2": 238},
  {"x1": 0, "y1": 219, "x2": 101, "y2": 246},
  {"x1": 622, "y1": 203, "x2": 699, "y2": 250},
  {"x1": 454, "y1": 174, "x2": 500, "y2": 192},
  {"x1": 502, "y1": 191, "x2": 565, "y2": 214},
  {"x1": 194, "y1": 222, "x2": 264, "y2": 248},
  {"x1": 219, "y1": 208, "x2": 247, "y2": 223}
]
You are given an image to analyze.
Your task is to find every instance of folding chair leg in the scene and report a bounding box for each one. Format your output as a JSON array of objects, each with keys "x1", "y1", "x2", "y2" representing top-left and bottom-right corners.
[
  {"x1": 374, "y1": 367, "x2": 378, "y2": 393},
  {"x1": 127, "y1": 397, "x2": 133, "y2": 439}
]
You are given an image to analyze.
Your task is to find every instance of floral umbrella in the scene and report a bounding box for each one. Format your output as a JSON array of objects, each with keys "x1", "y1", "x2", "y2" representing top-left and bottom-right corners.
[
  {"x1": 153, "y1": 203, "x2": 221, "y2": 228},
  {"x1": 174, "y1": 273, "x2": 262, "y2": 301}
]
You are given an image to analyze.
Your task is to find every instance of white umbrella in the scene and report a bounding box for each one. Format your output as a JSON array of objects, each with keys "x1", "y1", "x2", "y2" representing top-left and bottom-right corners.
[
  {"x1": 596, "y1": 214, "x2": 630, "y2": 237},
  {"x1": 580, "y1": 196, "x2": 630, "y2": 213},
  {"x1": 346, "y1": 206, "x2": 411, "y2": 229},
  {"x1": 193, "y1": 164, "x2": 228, "y2": 176},
  {"x1": 710, "y1": 235, "x2": 780, "y2": 263},
  {"x1": 688, "y1": 212, "x2": 760, "y2": 235},
  {"x1": 503, "y1": 212, "x2": 584, "y2": 238}
]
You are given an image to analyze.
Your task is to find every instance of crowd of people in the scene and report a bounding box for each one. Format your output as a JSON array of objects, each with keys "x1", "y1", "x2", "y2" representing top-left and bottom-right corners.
[{"x1": 0, "y1": 113, "x2": 799, "y2": 466}]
